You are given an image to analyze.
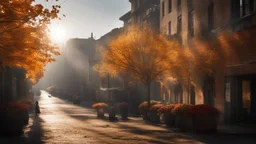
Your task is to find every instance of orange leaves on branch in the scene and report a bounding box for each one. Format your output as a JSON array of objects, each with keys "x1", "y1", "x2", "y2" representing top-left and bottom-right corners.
[
  {"x1": 0, "y1": 0, "x2": 61, "y2": 83},
  {"x1": 94, "y1": 26, "x2": 182, "y2": 85}
]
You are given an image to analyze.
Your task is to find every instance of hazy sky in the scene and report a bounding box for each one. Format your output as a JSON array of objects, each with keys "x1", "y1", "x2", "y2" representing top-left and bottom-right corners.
[{"x1": 36, "y1": 0, "x2": 130, "y2": 40}]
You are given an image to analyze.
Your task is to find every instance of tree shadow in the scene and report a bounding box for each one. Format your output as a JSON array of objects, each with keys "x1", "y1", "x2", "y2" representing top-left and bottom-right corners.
[
  {"x1": 0, "y1": 115, "x2": 48, "y2": 144},
  {"x1": 24, "y1": 116, "x2": 48, "y2": 144}
]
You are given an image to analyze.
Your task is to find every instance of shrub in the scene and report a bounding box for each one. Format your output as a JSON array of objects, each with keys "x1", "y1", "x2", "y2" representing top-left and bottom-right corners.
[
  {"x1": 138, "y1": 100, "x2": 161, "y2": 113},
  {"x1": 172, "y1": 104, "x2": 194, "y2": 129},
  {"x1": 118, "y1": 102, "x2": 128, "y2": 120},
  {"x1": 92, "y1": 103, "x2": 108, "y2": 118},
  {"x1": 158, "y1": 104, "x2": 176, "y2": 126},
  {"x1": 158, "y1": 104, "x2": 175, "y2": 115},
  {"x1": 172, "y1": 104, "x2": 193, "y2": 117},
  {"x1": 0, "y1": 102, "x2": 30, "y2": 135},
  {"x1": 186, "y1": 104, "x2": 220, "y2": 117},
  {"x1": 149, "y1": 104, "x2": 163, "y2": 123},
  {"x1": 7, "y1": 101, "x2": 30, "y2": 112},
  {"x1": 92, "y1": 103, "x2": 108, "y2": 110},
  {"x1": 149, "y1": 104, "x2": 163, "y2": 113},
  {"x1": 118, "y1": 102, "x2": 128, "y2": 110},
  {"x1": 139, "y1": 100, "x2": 161, "y2": 120},
  {"x1": 186, "y1": 104, "x2": 220, "y2": 133},
  {"x1": 109, "y1": 106, "x2": 118, "y2": 121}
]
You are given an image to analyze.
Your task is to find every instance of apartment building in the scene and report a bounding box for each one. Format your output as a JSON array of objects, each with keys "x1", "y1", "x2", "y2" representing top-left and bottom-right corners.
[
  {"x1": 63, "y1": 36, "x2": 96, "y2": 101},
  {"x1": 160, "y1": 0, "x2": 256, "y2": 123},
  {"x1": 120, "y1": 0, "x2": 162, "y2": 106},
  {"x1": 123, "y1": 0, "x2": 160, "y2": 32}
]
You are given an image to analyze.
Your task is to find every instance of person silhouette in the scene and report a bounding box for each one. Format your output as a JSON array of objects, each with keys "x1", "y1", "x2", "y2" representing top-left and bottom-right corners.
[{"x1": 35, "y1": 101, "x2": 41, "y2": 116}]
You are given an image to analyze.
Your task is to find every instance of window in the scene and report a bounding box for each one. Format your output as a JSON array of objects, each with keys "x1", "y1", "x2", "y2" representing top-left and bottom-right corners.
[
  {"x1": 177, "y1": 15, "x2": 182, "y2": 34},
  {"x1": 169, "y1": 0, "x2": 172, "y2": 13},
  {"x1": 188, "y1": 11, "x2": 194, "y2": 37},
  {"x1": 168, "y1": 21, "x2": 171, "y2": 35},
  {"x1": 240, "y1": 0, "x2": 250, "y2": 16},
  {"x1": 177, "y1": 15, "x2": 182, "y2": 43},
  {"x1": 177, "y1": 0, "x2": 181, "y2": 7},
  {"x1": 162, "y1": 1, "x2": 165, "y2": 17},
  {"x1": 188, "y1": 0, "x2": 193, "y2": 12},
  {"x1": 188, "y1": 0, "x2": 194, "y2": 37},
  {"x1": 208, "y1": 2, "x2": 214, "y2": 31}
]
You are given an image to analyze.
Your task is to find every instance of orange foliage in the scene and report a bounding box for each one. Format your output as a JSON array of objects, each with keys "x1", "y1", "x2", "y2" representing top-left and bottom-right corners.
[
  {"x1": 0, "y1": 0, "x2": 61, "y2": 83},
  {"x1": 95, "y1": 26, "x2": 183, "y2": 85}
]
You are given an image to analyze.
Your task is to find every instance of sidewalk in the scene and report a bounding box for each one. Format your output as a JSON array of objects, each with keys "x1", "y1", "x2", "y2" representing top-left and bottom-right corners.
[
  {"x1": 218, "y1": 124, "x2": 256, "y2": 134},
  {"x1": 79, "y1": 100, "x2": 256, "y2": 134}
]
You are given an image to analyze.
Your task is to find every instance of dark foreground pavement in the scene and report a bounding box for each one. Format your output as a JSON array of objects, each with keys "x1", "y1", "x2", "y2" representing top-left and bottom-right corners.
[{"x1": 1, "y1": 91, "x2": 256, "y2": 144}]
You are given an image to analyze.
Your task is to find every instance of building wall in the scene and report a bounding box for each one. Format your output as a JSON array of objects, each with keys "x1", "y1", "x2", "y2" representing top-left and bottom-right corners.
[
  {"x1": 160, "y1": 0, "x2": 232, "y2": 117},
  {"x1": 64, "y1": 37, "x2": 96, "y2": 100},
  {"x1": 129, "y1": 0, "x2": 160, "y2": 32},
  {"x1": 160, "y1": 0, "x2": 256, "y2": 123}
]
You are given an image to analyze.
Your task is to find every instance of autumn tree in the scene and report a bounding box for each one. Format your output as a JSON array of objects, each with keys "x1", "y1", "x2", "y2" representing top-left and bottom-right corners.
[
  {"x1": 0, "y1": 0, "x2": 61, "y2": 82},
  {"x1": 95, "y1": 26, "x2": 182, "y2": 108}
]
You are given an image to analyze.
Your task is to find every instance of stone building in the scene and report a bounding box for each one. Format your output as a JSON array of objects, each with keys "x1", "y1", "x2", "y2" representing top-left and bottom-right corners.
[
  {"x1": 63, "y1": 35, "x2": 96, "y2": 101},
  {"x1": 119, "y1": 0, "x2": 162, "y2": 108},
  {"x1": 129, "y1": 0, "x2": 160, "y2": 32},
  {"x1": 160, "y1": 0, "x2": 256, "y2": 123},
  {"x1": 91, "y1": 28, "x2": 125, "y2": 103}
]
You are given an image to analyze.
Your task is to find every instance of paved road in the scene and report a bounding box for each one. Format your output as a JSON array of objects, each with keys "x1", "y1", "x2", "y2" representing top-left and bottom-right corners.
[{"x1": 1, "y1": 91, "x2": 256, "y2": 144}]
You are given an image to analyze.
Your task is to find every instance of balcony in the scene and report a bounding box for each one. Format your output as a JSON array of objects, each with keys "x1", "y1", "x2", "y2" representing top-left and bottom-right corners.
[
  {"x1": 230, "y1": 12, "x2": 256, "y2": 32},
  {"x1": 132, "y1": 0, "x2": 159, "y2": 15},
  {"x1": 142, "y1": 5, "x2": 160, "y2": 21}
]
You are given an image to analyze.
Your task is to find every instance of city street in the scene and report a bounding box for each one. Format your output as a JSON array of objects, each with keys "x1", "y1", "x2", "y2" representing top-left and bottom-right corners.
[{"x1": 1, "y1": 91, "x2": 256, "y2": 144}]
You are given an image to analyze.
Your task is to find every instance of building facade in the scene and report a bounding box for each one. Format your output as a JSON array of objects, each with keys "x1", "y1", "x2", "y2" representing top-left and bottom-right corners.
[
  {"x1": 120, "y1": 0, "x2": 162, "y2": 106},
  {"x1": 127, "y1": 0, "x2": 160, "y2": 32},
  {"x1": 160, "y1": 0, "x2": 256, "y2": 123},
  {"x1": 64, "y1": 35, "x2": 96, "y2": 101}
]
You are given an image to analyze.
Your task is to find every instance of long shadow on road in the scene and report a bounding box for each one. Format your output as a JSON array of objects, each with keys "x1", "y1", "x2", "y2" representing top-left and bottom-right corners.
[
  {"x1": 66, "y1": 110, "x2": 256, "y2": 144},
  {"x1": 25, "y1": 116, "x2": 49, "y2": 144},
  {"x1": 0, "y1": 115, "x2": 48, "y2": 144}
]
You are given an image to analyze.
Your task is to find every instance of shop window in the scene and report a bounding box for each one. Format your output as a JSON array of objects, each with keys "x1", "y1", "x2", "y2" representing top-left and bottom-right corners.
[
  {"x1": 242, "y1": 80, "x2": 251, "y2": 114},
  {"x1": 240, "y1": 0, "x2": 250, "y2": 17}
]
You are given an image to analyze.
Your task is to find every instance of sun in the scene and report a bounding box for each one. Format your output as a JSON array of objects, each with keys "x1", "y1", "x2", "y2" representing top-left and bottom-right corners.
[{"x1": 50, "y1": 26, "x2": 67, "y2": 43}]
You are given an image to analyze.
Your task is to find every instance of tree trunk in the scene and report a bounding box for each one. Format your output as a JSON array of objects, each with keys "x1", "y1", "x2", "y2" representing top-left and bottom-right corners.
[
  {"x1": 188, "y1": 76, "x2": 190, "y2": 104},
  {"x1": 147, "y1": 83, "x2": 151, "y2": 110},
  {"x1": 107, "y1": 74, "x2": 110, "y2": 104},
  {"x1": 0, "y1": 69, "x2": 4, "y2": 104}
]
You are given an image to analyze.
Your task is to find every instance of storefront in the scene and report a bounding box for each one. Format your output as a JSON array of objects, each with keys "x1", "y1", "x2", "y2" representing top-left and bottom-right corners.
[{"x1": 224, "y1": 64, "x2": 256, "y2": 124}]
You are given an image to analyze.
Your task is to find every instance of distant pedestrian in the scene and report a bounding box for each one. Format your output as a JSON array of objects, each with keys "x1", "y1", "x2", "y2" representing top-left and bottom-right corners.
[{"x1": 35, "y1": 101, "x2": 41, "y2": 116}]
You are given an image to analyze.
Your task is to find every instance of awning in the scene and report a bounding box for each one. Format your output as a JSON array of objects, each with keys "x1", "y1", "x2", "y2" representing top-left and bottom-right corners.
[{"x1": 100, "y1": 87, "x2": 124, "y2": 92}]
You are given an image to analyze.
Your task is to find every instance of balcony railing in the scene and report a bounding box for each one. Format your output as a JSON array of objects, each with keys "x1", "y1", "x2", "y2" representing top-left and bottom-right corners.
[
  {"x1": 211, "y1": 12, "x2": 256, "y2": 35},
  {"x1": 230, "y1": 12, "x2": 256, "y2": 32},
  {"x1": 142, "y1": 5, "x2": 160, "y2": 21}
]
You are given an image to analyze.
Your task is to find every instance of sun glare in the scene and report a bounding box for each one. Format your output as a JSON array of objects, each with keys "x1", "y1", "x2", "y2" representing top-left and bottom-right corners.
[{"x1": 50, "y1": 26, "x2": 67, "y2": 43}]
